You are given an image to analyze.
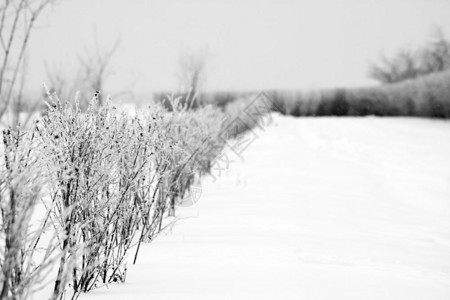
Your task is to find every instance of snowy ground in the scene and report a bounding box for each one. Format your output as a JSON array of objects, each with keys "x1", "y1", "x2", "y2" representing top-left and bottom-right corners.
[{"x1": 80, "y1": 115, "x2": 450, "y2": 300}]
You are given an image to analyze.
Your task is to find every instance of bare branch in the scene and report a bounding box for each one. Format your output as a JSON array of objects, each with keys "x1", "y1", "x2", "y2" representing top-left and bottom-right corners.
[{"x1": 0, "y1": 0, "x2": 54, "y2": 122}]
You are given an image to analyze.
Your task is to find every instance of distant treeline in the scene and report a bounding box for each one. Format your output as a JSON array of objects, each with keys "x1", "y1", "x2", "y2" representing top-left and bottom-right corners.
[
  {"x1": 154, "y1": 69, "x2": 450, "y2": 119},
  {"x1": 267, "y1": 70, "x2": 450, "y2": 118}
]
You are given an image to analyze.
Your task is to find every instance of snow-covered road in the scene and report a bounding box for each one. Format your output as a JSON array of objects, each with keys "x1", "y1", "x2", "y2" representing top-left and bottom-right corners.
[{"x1": 83, "y1": 115, "x2": 450, "y2": 300}]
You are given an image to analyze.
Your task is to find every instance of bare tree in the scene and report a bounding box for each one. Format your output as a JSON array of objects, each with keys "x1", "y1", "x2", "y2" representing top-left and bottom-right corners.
[
  {"x1": 46, "y1": 37, "x2": 121, "y2": 108},
  {"x1": 177, "y1": 48, "x2": 208, "y2": 107},
  {"x1": 0, "y1": 0, "x2": 55, "y2": 123},
  {"x1": 369, "y1": 49, "x2": 421, "y2": 84},
  {"x1": 369, "y1": 27, "x2": 450, "y2": 84},
  {"x1": 420, "y1": 27, "x2": 450, "y2": 74},
  {"x1": 77, "y1": 38, "x2": 120, "y2": 106}
]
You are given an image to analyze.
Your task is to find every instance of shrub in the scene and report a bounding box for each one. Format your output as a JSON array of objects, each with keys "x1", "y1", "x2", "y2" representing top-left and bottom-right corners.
[{"x1": 0, "y1": 126, "x2": 58, "y2": 299}]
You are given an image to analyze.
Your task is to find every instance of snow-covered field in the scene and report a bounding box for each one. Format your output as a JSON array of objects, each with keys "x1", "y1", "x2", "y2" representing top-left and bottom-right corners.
[{"x1": 80, "y1": 115, "x2": 450, "y2": 300}]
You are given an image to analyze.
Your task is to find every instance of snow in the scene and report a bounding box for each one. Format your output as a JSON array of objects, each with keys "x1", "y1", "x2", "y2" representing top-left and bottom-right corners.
[{"x1": 77, "y1": 115, "x2": 450, "y2": 300}]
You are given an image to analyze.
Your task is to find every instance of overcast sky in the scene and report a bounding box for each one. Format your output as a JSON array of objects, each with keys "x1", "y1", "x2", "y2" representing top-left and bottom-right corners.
[{"x1": 26, "y1": 0, "x2": 450, "y2": 97}]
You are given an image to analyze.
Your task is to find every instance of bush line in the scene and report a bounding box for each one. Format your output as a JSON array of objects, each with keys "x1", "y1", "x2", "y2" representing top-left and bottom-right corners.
[{"x1": 0, "y1": 94, "x2": 229, "y2": 300}]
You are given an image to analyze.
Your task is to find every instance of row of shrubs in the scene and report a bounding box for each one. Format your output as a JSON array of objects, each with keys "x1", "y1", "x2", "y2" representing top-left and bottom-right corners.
[
  {"x1": 153, "y1": 91, "x2": 253, "y2": 111},
  {"x1": 265, "y1": 70, "x2": 450, "y2": 118},
  {"x1": 0, "y1": 93, "x2": 235, "y2": 299},
  {"x1": 160, "y1": 70, "x2": 450, "y2": 119}
]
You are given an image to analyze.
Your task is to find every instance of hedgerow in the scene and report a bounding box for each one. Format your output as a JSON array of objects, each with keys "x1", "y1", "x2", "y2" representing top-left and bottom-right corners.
[
  {"x1": 182, "y1": 69, "x2": 450, "y2": 119},
  {"x1": 257, "y1": 70, "x2": 450, "y2": 118},
  {"x1": 0, "y1": 91, "x2": 228, "y2": 300}
]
